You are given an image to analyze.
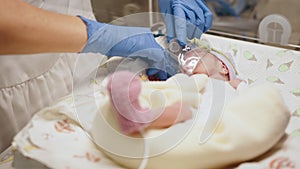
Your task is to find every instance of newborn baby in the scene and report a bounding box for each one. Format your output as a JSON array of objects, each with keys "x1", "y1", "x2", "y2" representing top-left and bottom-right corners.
[{"x1": 106, "y1": 47, "x2": 245, "y2": 135}]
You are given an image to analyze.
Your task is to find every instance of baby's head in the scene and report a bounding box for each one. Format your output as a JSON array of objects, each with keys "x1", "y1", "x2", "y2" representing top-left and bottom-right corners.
[{"x1": 178, "y1": 47, "x2": 238, "y2": 81}]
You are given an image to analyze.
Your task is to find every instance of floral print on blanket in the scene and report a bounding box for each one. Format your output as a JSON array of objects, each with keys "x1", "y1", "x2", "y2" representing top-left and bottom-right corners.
[
  {"x1": 269, "y1": 157, "x2": 295, "y2": 169},
  {"x1": 54, "y1": 119, "x2": 75, "y2": 133}
]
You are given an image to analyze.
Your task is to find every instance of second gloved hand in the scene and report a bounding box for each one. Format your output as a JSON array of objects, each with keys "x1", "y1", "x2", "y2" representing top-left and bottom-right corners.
[
  {"x1": 158, "y1": 0, "x2": 213, "y2": 46},
  {"x1": 79, "y1": 16, "x2": 178, "y2": 80}
]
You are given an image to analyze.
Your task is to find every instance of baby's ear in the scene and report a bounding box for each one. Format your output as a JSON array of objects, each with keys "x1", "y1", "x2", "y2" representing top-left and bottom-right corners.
[{"x1": 220, "y1": 62, "x2": 229, "y2": 75}]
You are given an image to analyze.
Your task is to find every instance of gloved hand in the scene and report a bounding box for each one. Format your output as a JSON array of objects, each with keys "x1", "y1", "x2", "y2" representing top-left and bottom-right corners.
[
  {"x1": 158, "y1": 0, "x2": 213, "y2": 46},
  {"x1": 79, "y1": 16, "x2": 179, "y2": 80}
]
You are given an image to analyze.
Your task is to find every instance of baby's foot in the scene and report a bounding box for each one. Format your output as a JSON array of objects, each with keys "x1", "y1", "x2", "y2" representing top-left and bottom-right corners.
[{"x1": 107, "y1": 71, "x2": 153, "y2": 134}]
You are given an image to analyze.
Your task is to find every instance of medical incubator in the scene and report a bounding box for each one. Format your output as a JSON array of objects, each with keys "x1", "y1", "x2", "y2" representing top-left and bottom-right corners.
[
  {"x1": 92, "y1": 0, "x2": 300, "y2": 50},
  {"x1": 1, "y1": 0, "x2": 300, "y2": 169}
]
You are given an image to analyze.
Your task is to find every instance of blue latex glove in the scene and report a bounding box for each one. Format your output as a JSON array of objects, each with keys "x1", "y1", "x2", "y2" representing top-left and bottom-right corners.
[
  {"x1": 158, "y1": 0, "x2": 213, "y2": 46},
  {"x1": 79, "y1": 16, "x2": 179, "y2": 80}
]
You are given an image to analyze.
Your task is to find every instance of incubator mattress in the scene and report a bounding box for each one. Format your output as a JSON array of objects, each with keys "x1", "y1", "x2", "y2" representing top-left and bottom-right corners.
[{"x1": 6, "y1": 34, "x2": 300, "y2": 169}]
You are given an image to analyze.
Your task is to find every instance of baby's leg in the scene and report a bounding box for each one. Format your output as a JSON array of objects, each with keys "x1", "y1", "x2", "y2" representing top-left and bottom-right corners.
[
  {"x1": 107, "y1": 71, "x2": 192, "y2": 135},
  {"x1": 147, "y1": 100, "x2": 193, "y2": 130}
]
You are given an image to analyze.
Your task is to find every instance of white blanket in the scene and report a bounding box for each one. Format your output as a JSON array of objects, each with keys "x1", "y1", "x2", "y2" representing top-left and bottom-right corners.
[
  {"x1": 91, "y1": 74, "x2": 290, "y2": 169},
  {"x1": 12, "y1": 74, "x2": 290, "y2": 169}
]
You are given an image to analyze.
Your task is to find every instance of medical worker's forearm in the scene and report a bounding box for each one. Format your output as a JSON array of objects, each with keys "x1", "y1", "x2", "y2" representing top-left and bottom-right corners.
[{"x1": 0, "y1": 0, "x2": 87, "y2": 54}]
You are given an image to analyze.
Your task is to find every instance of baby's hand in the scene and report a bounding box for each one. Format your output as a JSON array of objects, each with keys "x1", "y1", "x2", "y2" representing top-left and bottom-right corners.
[{"x1": 229, "y1": 78, "x2": 243, "y2": 89}]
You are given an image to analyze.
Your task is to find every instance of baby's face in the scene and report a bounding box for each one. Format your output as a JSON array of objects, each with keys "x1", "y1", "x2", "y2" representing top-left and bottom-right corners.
[
  {"x1": 192, "y1": 52, "x2": 222, "y2": 76},
  {"x1": 181, "y1": 49, "x2": 228, "y2": 80}
]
